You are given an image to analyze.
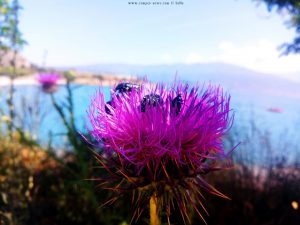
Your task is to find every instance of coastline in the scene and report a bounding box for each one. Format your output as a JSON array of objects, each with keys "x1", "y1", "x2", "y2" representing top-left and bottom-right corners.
[{"x1": 0, "y1": 73, "x2": 138, "y2": 87}]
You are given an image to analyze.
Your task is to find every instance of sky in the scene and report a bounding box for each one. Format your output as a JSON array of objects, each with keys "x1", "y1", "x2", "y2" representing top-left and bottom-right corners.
[{"x1": 19, "y1": 0, "x2": 300, "y2": 78}]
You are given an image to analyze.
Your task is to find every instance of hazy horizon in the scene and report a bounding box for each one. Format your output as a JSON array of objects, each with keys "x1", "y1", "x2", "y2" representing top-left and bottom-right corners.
[{"x1": 60, "y1": 61, "x2": 300, "y2": 84}]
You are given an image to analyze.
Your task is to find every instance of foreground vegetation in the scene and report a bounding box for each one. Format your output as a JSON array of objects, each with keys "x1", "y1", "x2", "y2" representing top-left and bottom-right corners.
[
  {"x1": 0, "y1": 79, "x2": 300, "y2": 225},
  {"x1": 1, "y1": 123, "x2": 300, "y2": 225}
]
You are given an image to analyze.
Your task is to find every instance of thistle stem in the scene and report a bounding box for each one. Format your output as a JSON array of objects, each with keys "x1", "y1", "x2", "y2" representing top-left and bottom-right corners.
[{"x1": 150, "y1": 195, "x2": 160, "y2": 225}]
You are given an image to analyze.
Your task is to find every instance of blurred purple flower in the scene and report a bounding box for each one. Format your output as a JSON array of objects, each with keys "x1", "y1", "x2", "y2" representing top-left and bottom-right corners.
[
  {"x1": 87, "y1": 80, "x2": 235, "y2": 224},
  {"x1": 36, "y1": 73, "x2": 60, "y2": 93}
]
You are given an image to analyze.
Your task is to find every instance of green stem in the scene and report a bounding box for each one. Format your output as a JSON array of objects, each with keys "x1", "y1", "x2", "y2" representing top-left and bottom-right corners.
[
  {"x1": 7, "y1": 73, "x2": 15, "y2": 140},
  {"x1": 150, "y1": 195, "x2": 160, "y2": 225}
]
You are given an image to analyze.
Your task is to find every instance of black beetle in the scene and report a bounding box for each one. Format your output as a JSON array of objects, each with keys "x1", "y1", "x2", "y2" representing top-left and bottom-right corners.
[
  {"x1": 171, "y1": 94, "x2": 183, "y2": 116},
  {"x1": 141, "y1": 94, "x2": 163, "y2": 112},
  {"x1": 115, "y1": 83, "x2": 140, "y2": 95}
]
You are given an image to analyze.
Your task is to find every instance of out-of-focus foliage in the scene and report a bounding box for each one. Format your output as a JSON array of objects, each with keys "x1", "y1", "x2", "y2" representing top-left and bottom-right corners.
[
  {"x1": 0, "y1": 133, "x2": 56, "y2": 224},
  {"x1": 0, "y1": 0, "x2": 27, "y2": 140},
  {"x1": 0, "y1": 67, "x2": 35, "y2": 76},
  {"x1": 2, "y1": 127, "x2": 300, "y2": 225},
  {"x1": 203, "y1": 162, "x2": 300, "y2": 225},
  {"x1": 202, "y1": 119, "x2": 300, "y2": 225},
  {"x1": 0, "y1": 0, "x2": 26, "y2": 51},
  {"x1": 0, "y1": 133, "x2": 132, "y2": 225},
  {"x1": 257, "y1": 0, "x2": 300, "y2": 54}
]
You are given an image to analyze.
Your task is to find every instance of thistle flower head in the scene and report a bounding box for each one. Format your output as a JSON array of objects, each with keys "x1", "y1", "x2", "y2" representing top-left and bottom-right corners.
[
  {"x1": 87, "y1": 79, "x2": 235, "y2": 224},
  {"x1": 36, "y1": 73, "x2": 60, "y2": 93}
]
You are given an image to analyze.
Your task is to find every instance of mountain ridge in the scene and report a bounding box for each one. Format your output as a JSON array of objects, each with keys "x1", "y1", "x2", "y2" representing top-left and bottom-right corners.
[{"x1": 70, "y1": 62, "x2": 300, "y2": 99}]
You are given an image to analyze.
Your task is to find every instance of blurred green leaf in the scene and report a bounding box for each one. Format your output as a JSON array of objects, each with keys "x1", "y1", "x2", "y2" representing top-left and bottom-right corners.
[{"x1": 0, "y1": 0, "x2": 26, "y2": 50}]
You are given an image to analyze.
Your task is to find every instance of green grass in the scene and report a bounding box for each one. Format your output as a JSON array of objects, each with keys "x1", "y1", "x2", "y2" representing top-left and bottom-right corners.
[{"x1": 0, "y1": 66, "x2": 36, "y2": 76}]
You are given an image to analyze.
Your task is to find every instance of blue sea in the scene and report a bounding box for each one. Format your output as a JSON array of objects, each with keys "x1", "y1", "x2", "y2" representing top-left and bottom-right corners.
[{"x1": 1, "y1": 82, "x2": 300, "y2": 163}]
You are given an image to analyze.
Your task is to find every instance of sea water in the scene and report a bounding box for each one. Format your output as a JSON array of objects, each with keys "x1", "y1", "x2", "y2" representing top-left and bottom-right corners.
[{"x1": 0, "y1": 83, "x2": 299, "y2": 163}]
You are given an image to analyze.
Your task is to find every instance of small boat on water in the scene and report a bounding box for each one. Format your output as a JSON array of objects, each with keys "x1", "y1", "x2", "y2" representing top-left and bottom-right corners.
[{"x1": 267, "y1": 107, "x2": 283, "y2": 113}]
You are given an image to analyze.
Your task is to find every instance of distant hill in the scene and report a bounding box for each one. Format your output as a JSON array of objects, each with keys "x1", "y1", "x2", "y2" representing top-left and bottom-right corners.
[
  {"x1": 72, "y1": 63, "x2": 300, "y2": 99},
  {"x1": 0, "y1": 49, "x2": 33, "y2": 69}
]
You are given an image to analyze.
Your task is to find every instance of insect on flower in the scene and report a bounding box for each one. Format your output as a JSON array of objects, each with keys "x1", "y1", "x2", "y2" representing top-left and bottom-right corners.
[{"x1": 87, "y1": 79, "x2": 236, "y2": 224}]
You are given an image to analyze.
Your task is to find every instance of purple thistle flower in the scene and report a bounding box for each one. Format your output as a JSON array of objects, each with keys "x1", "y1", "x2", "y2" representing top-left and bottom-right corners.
[
  {"x1": 87, "y1": 79, "x2": 235, "y2": 224},
  {"x1": 36, "y1": 73, "x2": 60, "y2": 93}
]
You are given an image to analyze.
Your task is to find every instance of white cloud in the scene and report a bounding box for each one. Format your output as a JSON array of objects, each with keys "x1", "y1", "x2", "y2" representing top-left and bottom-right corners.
[{"x1": 214, "y1": 39, "x2": 300, "y2": 75}]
